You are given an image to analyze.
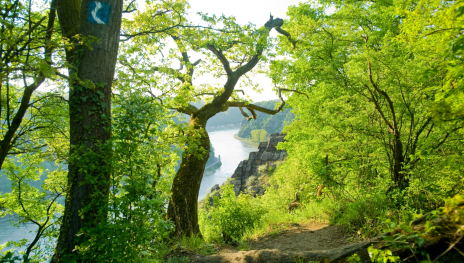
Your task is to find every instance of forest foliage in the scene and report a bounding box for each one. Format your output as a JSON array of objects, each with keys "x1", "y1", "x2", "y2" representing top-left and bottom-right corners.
[
  {"x1": 0, "y1": 0, "x2": 463, "y2": 262},
  {"x1": 270, "y1": 0, "x2": 464, "y2": 210},
  {"x1": 237, "y1": 100, "x2": 294, "y2": 138},
  {"x1": 250, "y1": 129, "x2": 268, "y2": 143}
]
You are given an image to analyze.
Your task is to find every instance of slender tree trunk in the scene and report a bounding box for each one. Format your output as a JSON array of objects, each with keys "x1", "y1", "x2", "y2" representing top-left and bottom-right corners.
[
  {"x1": 0, "y1": 0, "x2": 57, "y2": 170},
  {"x1": 52, "y1": 0, "x2": 123, "y2": 261},
  {"x1": 167, "y1": 115, "x2": 210, "y2": 237},
  {"x1": 392, "y1": 135, "x2": 407, "y2": 188},
  {"x1": 0, "y1": 85, "x2": 38, "y2": 168}
]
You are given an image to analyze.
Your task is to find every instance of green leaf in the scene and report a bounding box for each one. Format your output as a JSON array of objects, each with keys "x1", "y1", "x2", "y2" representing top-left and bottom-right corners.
[
  {"x1": 382, "y1": 236, "x2": 394, "y2": 242},
  {"x1": 400, "y1": 225, "x2": 415, "y2": 234}
]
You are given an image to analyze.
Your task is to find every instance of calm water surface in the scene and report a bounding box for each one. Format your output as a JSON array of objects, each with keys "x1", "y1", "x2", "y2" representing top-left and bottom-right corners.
[
  {"x1": 0, "y1": 128, "x2": 257, "y2": 248},
  {"x1": 198, "y1": 128, "x2": 257, "y2": 200}
]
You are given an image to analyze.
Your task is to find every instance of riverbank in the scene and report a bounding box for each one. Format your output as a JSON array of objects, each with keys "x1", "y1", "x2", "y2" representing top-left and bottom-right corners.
[
  {"x1": 233, "y1": 134, "x2": 259, "y2": 147},
  {"x1": 197, "y1": 129, "x2": 257, "y2": 201},
  {"x1": 204, "y1": 159, "x2": 222, "y2": 176}
]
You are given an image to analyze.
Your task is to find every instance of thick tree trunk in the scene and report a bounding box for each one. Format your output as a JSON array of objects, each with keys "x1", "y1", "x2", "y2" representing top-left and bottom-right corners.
[
  {"x1": 167, "y1": 115, "x2": 210, "y2": 237},
  {"x1": 52, "y1": 0, "x2": 123, "y2": 261}
]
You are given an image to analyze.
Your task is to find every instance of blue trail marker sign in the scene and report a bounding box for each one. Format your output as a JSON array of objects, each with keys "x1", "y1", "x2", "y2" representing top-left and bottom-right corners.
[{"x1": 88, "y1": 1, "x2": 111, "y2": 25}]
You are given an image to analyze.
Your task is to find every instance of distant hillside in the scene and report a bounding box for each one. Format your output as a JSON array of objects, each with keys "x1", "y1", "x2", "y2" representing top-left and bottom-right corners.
[
  {"x1": 206, "y1": 107, "x2": 242, "y2": 130},
  {"x1": 174, "y1": 102, "x2": 243, "y2": 130},
  {"x1": 175, "y1": 101, "x2": 294, "y2": 132},
  {"x1": 237, "y1": 101, "x2": 294, "y2": 139}
]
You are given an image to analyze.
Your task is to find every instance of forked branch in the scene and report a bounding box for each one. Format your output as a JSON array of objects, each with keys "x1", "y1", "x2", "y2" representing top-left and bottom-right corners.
[
  {"x1": 172, "y1": 104, "x2": 199, "y2": 115},
  {"x1": 265, "y1": 14, "x2": 296, "y2": 49},
  {"x1": 229, "y1": 88, "x2": 285, "y2": 121}
]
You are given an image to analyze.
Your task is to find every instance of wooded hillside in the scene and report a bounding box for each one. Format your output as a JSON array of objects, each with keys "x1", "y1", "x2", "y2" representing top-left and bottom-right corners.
[
  {"x1": 1, "y1": 0, "x2": 463, "y2": 262},
  {"x1": 238, "y1": 101, "x2": 294, "y2": 138}
]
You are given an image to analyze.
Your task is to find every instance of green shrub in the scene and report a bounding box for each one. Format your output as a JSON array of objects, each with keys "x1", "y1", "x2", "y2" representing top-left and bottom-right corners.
[
  {"x1": 199, "y1": 185, "x2": 265, "y2": 243},
  {"x1": 250, "y1": 129, "x2": 268, "y2": 143},
  {"x1": 259, "y1": 130, "x2": 268, "y2": 142},
  {"x1": 331, "y1": 191, "x2": 391, "y2": 234},
  {"x1": 246, "y1": 176, "x2": 258, "y2": 187}
]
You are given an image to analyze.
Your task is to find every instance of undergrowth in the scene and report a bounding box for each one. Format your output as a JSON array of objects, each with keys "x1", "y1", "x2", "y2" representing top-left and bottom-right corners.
[{"x1": 198, "y1": 159, "x2": 443, "y2": 248}]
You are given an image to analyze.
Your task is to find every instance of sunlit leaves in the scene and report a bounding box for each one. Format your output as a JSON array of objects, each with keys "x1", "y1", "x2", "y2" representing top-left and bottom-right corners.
[
  {"x1": 396, "y1": 0, "x2": 464, "y2": 125},
  {"x1": 271, "y1": 0, "x2": 464, "y2": 211}
]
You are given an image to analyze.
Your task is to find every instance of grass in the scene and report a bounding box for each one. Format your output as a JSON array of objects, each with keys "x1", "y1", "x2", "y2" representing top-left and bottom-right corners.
[
  {"x1": 174, "y1": 235, "x2": 216, "y2": 256},
  {"x1": 227, "y1": 189, "x2": 414, "y2": 244},
  {"x1": 228, "y1": 197, "x2": 335, "y2": 244},
  {"x1": 195, "y1": 169, "x2": 426, "y2": 259},
  {"x1": 165, "y1": 256, "x2": 190, "y2": 263}
]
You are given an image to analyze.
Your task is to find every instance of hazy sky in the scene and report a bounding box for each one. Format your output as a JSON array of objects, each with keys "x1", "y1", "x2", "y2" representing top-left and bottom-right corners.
[
  {"x1": 188, "y1": 0, "x2": 302, "y2": 26},
  {"x1": 39, "y1": 1, "x2": 304, "y2": 102},
  {"x1": 188, "y1": 0, "x2": 303, "y2": 102}
]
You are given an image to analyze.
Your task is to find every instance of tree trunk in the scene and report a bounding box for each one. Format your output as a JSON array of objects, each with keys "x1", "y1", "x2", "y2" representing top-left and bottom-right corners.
[
  {"x1": 165, "y1": 16, "x2": 286, "y2": 237},
  {"x1": 392, "y1": 135, "x2": 408, "y2": 188},
  {"x1": 167, "y1": 115, "x2": 210, "y2": 237},
  {"x1": 52, "y1": 0, "x2": 123, "y2": 261}
]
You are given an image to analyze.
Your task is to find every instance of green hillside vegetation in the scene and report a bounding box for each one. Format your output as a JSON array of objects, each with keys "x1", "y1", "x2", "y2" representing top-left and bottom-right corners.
[
  {"x1": 198, "y1": 0, "x2": 464, "y2": 253},
  {"x1": 206, "y1": 107, "x2": 243, "y2": 129},
  {"x1": 238, "y1": 101, "x2": 294, "y2": 138},
  {"x1": 250, "y1": 129, "x2": 268, "y2": 143},
  {"x1": 1, "y1": 0, "x2": 464, "y2": 262}
]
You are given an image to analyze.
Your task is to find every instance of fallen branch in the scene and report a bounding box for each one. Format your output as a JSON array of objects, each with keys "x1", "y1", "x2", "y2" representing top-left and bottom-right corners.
[{"x1": 431, "y1": 234, "x2": 464, "y2": 263}]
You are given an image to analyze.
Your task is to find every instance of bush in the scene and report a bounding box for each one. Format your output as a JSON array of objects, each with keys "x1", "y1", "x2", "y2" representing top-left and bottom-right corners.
[
  {"x1": 250, "y1": 129, "x2": 268, "y2": 143},
  {"x1": 199, "y1": 185, "x2": 265, "y2": 243},
  {"x1": 246, "y1": 176, "x2": 258, "y2": 187}
]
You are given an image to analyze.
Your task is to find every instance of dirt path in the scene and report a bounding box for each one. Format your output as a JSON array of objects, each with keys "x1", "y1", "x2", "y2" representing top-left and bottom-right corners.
[
  {"x1": 190, "y1": 223, "x2": 359, "y2": 263},
  {"x1": 248, "y1": 223, "x2": 351, "y2": 251}
]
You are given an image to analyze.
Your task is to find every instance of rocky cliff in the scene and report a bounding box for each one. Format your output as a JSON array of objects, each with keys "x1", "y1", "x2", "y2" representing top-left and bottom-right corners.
[
  {"x1": 205, "y1": 133, "x2": 287, "y2": 206},
  {"x1": 230, "y1": 133, "x2": 287, "y2": 196}
]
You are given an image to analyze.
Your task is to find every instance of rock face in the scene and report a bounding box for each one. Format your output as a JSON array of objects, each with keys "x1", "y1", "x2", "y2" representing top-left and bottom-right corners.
[{"x1": 229, "y1": 133, "x2": 287, "y2": 196}]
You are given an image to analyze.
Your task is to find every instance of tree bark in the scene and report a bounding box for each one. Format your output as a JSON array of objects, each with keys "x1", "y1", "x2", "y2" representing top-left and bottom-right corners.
[
  {"x1": 52, "y1": 0, "x2": 123, "y2": 261},
  {"x1": 167, "y1": 115, "x2": 210, "y2": 237}
]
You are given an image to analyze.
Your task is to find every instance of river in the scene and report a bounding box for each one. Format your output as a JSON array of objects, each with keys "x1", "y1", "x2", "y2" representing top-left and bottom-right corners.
[
  {"x1": 0, "y1": 128, "x2": 257, "y2": 251},
  {"x1": 198, "y1": 128, "x2": 257, "y2": 200}
]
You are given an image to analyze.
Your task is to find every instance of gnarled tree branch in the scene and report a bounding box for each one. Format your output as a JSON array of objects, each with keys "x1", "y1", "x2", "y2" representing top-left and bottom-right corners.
[
  {"x1": 172, "y1": 104, "x2": 199, "y2": 115},
  {"x1": 229, "y1": 88, "x2": 285, "y2": 120},
  {"x1": 206, "y1": 45, "x2": 232, "y2": 76}
]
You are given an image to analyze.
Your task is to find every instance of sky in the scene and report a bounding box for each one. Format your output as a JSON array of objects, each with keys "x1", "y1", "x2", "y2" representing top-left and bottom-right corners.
[
  {"x1": 187, "y1": 0, "x2": 303, "y2": 102},
  {"x1": 39, "y1": 0, "x2": 305, "y2": 102},
  {"x1": 188, "y1": 0, "x2": 302, "y2": 26}
]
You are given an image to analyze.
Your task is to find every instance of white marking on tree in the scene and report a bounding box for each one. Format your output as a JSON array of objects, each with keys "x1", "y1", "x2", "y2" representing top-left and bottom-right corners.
[{"x1": 91, "y1": 2, "x2": 105, "y2": 24}]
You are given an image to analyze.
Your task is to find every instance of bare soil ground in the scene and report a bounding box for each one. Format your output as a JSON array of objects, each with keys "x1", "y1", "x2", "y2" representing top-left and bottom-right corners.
[
  {"x1": 248, "y1": 223, "x2": 351, "y2": 251},
  {"x1": 189, "y1": 222, "x2": 356, "y2": 263}
]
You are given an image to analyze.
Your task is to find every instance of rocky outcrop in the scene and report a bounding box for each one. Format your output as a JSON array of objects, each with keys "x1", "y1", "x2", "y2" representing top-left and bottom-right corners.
[
  {"x1": 229, "y1": 133, "x2": 287, "y2": 196},
  {"x1": 202, "y1": 133, "x2": 287, "y2": 207}
]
